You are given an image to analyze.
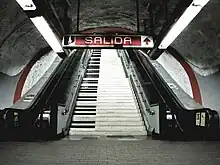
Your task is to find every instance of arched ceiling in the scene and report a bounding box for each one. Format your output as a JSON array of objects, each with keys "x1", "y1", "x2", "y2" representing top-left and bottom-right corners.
[
  {"x1": 0, "y1": 0, "x2": 48, "y2": 76},
  {"x1": 0, "y1": 0, "x2": 219, "y2": 76}
]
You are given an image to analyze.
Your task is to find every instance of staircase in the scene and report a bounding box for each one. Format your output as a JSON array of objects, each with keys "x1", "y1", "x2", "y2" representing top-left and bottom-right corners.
[{"x1": 70, "y1": 49, "x2": 147, "y2": 136}]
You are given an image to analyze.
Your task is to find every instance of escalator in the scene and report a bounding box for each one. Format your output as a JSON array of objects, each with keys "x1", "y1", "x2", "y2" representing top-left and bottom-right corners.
[
  {"x1": 0, "y1": 48, "x2": 219, "y2": 141},
  {"x1": 0, "y1": 49, "x2": 88, "y2": 140},
  {"x1": 70, "y1": 49, "x2": 101, "y2": 132},
  {"x1": 126, "y1": 49, "x2": 220, "y2": 140}
]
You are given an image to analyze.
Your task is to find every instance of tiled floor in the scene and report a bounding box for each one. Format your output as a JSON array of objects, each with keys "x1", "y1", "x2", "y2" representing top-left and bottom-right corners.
[{"x1": 0, "y1": 138, "x2": 220, "y2": 165}]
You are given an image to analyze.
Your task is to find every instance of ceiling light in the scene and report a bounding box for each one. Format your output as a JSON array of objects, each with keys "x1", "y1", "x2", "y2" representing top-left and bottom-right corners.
[
  {"x1": 158, "y1": 0, "x2": 210, "y2": 49},
  {"x1": 30, "y1": 16, "x2": 64, "y2": 53},
  {"x1": 16, "y1": 0, "x2": 36, "y2": 10}
]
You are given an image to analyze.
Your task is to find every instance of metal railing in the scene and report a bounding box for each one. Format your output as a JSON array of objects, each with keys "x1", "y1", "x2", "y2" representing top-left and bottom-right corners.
[{"x1": 118, "y1": 49, "x2": 156, "y2": 134}]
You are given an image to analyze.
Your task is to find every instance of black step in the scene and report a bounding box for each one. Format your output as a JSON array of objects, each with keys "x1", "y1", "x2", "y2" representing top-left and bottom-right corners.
[
  {"x1": 76, "y1": 98, "x2": 97, "y2": 101},
  {"x1": 78, "y1": 90, "x2": 97, "y2": 93},
  {"x1": 70, "y1": 125, "x2": 95, "y2": 128},
  {"x1": 74, "y1": 112, "x2": 96, "y2": 115},
  {"x1": 72, "y1": 121, "x2": 95, "y2": 123}
]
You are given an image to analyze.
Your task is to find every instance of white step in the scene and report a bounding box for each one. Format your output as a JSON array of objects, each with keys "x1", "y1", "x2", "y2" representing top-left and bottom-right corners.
[
  {"x1": 95, "y1": 117, "x2": 142, "y2": 122},
  {"x1": 98, "y1": 85, "x2": 130, "y2": 88},
  {"x1": 100, "y1": 62, "x2": 122, "y2": 64},
  {"x1": 98, "y1": 79, "x2": 129, "y2": 81},
  {"x1": 90, "y1": 57, "x2": 101, "y2": 59},
  {"x1": 96, "y1": 114, "x2": 141, "y2": 117},
  {"x1": 69, "y1": 130, "x2": 147, "y2": 136},
  {"x1": 97, "y1": 83, "x2": 129, "y2": 85},
  {"x1": 97, "y1": 90, "x2": 131, "y2": 93},
  {"x1": 97, "y1": 88, "x2": 131, "y2": 91},
  {"x1": 75, "y1": 107, "x2": 96, "y2": 110},
  {"x1": 81, "y1": 84, "x2": 131, "y2": 87},
  {"x1": 76, "y1": 101, "x2": 96, "y2": 106},
  {"x1": 88, "y1": 64, "x2": 100, "y2": 66},
  {"x1": 96, "y1": 126, "x2": 146, "y2": 132},
  {"x1": 75, "y1": 111, "x2": 96, "y2": 114},
  {"x1": 98, "y1": 82, "x2": 129, "y2": 84},
  {"x1": 73, "y1": 116, "x2": 95, "y2": 121},
  {"x1": 96, "y1": 110, "x2": 139, "y2": 113},
  {"x1": 96, "y1": 107, "x2": 137, "y2": 110},
  {"x1": 83, "y1": 78, "x2": 99, "y2": 81},
  {"x1": 89, "y1": 62, "x2": 100, "y2": 65},
  {"x1": 97, "y1": 91, "x2": 132, "y2": 93},
  {"x1": 76, "y1": 101, "x2": 136, "y2": 106},
  {"x1": 87, "y1": 69, "x2": 100, "y2": 71},
  {"x1": 78, "y1": 93, "x2": 133, "y2": 97},
  {"x1": 96, "y1": 98, "x2": 134, "y2": 100},
  {"x1": 99, "y1": 72, "x2": 125, "y2": 75},
  {"x1": 97, "y1": 86, "x2": 130, "y2": 88},
  {"x1": 97, "y1": 90, "x2": 132, "y2": 93},
  {"x1": 95, "y1": 100, "x2": 134, "y2": 103},
  {"x1": 89, "y1": 59, "x2": 100, "y2": 61},
  {"x1": 86, "y1": 73, "x2": 99, "y2": 75},
  {"x1": 96, "y1": 121, "x2": 143, "y2": 126},
  {"x1": 71, "y1": 123, "x2": 95, "y2": 127},
  {"x1": 97, "y1": 105, "x2": 136, "y2": 108},
  {"x1": 98, "y1": 76, "x2": 126, "y2": 79}
]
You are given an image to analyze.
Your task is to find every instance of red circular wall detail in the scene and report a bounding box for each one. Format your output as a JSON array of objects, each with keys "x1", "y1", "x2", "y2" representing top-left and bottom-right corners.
[
  {"x1": 168, "y1": 47, "x2": 202, "y2": 105},
  {"x1": 13, "y1": 58, "x2": 38, "y2": 103},
  {"x1": 13, "y1": 47, "x2": 51, "y2": 103}
]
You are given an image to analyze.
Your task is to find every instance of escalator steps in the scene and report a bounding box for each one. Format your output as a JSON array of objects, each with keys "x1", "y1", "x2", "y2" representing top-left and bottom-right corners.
[
  {"x1": 81, "y1": 81, "x2": 98, "y2": 84},
  {"x1": 75, "y1": 108, "x2": 96, "y2": 111},
  {"x1": 88, "y1": 66, "x2": 100, "y2": 69},
  {"x1": 77, "y1": 96, "x2": 97, "y2": 98},
  {"x1": 87, "y1": 70, "x2": 100, "y2": 73},
  {"x1": 89, "y1": 62, "x2": 100, "y2": 64},
  {"x1": 70, "y1": 50, "x2": 101, "y2": 130},
  {"x1": 71, "y1": 125, "x2": 95, "y2": 128},
  {"x1": 76, "y1": 105, "x2": 96, "y2": 108},
  {"x1": 85, "y1": 75, "x2": 99, "y2": 78},
  {"x1": 79, "y1": 90, "x2": 98, "y2": 93},
  {"x1": 74, "y1": 112, "x2": 96, "y2": 115},
  {"x1": 76, "y1": 98, "x2": 97, "y2": 101},
  {"x1": 71, "y1": 121, "x2": 95, "y2": 128}
]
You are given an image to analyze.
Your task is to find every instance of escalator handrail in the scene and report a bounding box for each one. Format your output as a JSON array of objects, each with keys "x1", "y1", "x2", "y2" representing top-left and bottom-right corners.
[
  {"x1": 120, "y1": 49, "x2": 155, "y2": 115},
  {"x1": 63, "y1": 49, "x2": 90, "y2": 114},
  {"x1": 136, "y1": 50, "x2": 211, "y2": 112}
]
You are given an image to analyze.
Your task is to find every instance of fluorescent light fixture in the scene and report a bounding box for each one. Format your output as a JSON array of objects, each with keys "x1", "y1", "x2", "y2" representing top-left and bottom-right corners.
[
  {"x1": 30, "y1": 16, "x2": 64, "y2": 53},
  {"x1": 159, "y1": 0, "x2": 210, "y2": 49},
  {"x1": 16, "y1": 0, "x2": 36, "y2": 10}
]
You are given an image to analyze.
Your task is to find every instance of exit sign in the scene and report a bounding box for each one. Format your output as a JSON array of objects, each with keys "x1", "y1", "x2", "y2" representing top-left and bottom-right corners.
[{"x1": 62, "y1": 34, "x2": 154, "y2": 49}]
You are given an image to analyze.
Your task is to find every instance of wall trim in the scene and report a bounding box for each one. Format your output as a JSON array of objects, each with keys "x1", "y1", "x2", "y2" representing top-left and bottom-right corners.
[
  {"x1": 80, "y1": 27, "x2": 135, "y2": 34},
  {"x1": 13, "y1": 47, "x2": 51, "y2": 103},
  {"x1": 167, "y1": 46, "x2": 202, "y2": 104}
]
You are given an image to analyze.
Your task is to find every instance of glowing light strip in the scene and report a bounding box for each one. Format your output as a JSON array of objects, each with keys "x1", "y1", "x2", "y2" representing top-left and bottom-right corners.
[
  {"x1": 31, "y1": 16, "x2": 64, "y2": 53},
  {"x1": 16, "y1": 0, "x2": 36, "y2": 10},
  {"x1": 159, "y1": 0, "x2": 210, "y2": 49}
]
